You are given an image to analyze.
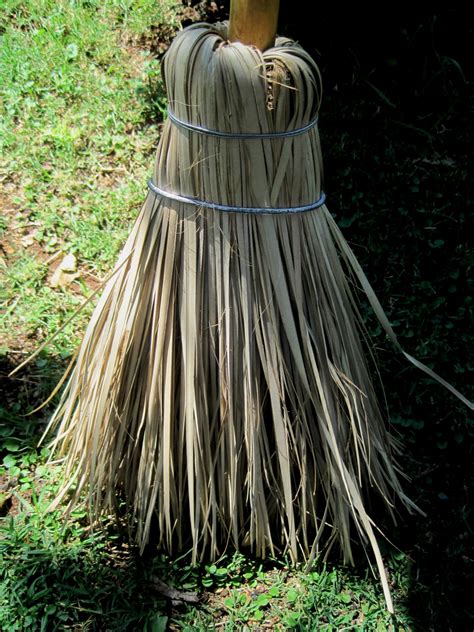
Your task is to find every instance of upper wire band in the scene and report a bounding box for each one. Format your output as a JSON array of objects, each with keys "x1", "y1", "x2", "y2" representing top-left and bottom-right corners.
[{"x1": 167, "y1": 108, "x2": 319, "y2": 139}]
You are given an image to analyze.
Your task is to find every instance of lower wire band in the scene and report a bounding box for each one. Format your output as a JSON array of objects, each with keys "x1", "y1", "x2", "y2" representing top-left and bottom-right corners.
[{"x1": 147, "y1": 180, "x2": 326, "y2": 215}]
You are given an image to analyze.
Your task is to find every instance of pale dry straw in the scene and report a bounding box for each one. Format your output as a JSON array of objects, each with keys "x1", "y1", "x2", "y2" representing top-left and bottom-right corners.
[{"x1": 42, "y1": 22, "x2": 463, "y2": 612}]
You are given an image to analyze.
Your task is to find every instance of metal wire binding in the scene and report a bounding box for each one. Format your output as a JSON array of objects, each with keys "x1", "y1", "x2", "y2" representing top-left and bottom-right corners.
[
  {"x1": 147, "y1": 179, "x2": 326, "y2": 215},
  {"x1": 167, "y1": 108, "x2": 319, "y2": 139}
]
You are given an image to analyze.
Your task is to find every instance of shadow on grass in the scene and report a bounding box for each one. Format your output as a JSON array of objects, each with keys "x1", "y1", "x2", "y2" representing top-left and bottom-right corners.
[
  {"x1": 0, "y1": 517, "x2": 173, "y2": 630},
  {"x1": 0, "y1": 350, "x2": 67, "y2": 519},
  {"x1": 394, "y1": 442, "x2": 473, "y2": 631},
  {"x1": 0, "y1": 351, "x2": 172, "y2": 629},
  {"x1": 0, "y1": 350, "x2": 67, "y2": 449}
]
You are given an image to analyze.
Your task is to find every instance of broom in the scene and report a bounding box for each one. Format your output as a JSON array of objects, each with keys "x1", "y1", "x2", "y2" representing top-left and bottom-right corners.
[{"x1": 26, "y1": 0, "x2": 471, "y2": 613}]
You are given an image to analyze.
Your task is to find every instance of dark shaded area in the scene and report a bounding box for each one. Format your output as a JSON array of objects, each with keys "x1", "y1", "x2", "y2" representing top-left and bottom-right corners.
[
  {"x1": 0, "y1": 509, "x2": 170, "y2": 629},
  {"x1": 285, "y1": 7, "x2": 474, "y2": 631},
  {"x1": 0, "y1": 355, "x2": 171, "y2": 630},
  {"x1": 0, "y1": 353, "x2": 64, "y2": 517},
  {"x1": 0, "y1": 353, "x2": 62, "y2": 467}
]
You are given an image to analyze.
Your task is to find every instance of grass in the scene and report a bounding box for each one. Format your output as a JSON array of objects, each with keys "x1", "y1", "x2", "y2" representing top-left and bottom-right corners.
[
  {"x1": 0, "y1": 448, "x2": 413, "y2": 630},
  {"x1": 0, "y1": 0, "x2": 175, "y2": 353},
  {"x1": 0, "y1": 376, "x2": 412, "y2": 629},
  {"x1": 0, "y1": 2, "x2": 471, "y2": 630}
]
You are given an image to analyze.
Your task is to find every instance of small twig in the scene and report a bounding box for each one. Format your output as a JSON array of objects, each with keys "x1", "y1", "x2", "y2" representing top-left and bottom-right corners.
[
  {"x1": 413, "y1": 464, "x2": 441, "y2": 480},
  {"x1": 150, "y1": 576, "x2": 200, "y2": 606}
]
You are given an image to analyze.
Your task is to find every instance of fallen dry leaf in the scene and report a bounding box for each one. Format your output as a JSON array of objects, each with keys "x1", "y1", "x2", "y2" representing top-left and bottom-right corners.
[{"x1": 50, "y1": 253, "x2": 80, "y2": 288}]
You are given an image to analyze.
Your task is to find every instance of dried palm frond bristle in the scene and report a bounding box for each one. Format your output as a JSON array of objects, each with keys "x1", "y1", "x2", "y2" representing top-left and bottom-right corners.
[{"x1": 43, "y1": 22, "x2": 446, "y2": 612}]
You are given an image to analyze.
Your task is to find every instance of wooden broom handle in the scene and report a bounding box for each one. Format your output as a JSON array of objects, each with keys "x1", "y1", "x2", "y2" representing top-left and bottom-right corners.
[{"x1": 228, "y1": 0, "x2": 280, "y2": 51}]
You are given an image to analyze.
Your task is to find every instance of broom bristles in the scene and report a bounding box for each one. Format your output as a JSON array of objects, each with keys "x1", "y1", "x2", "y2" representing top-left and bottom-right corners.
[{"x1": 46, "y1": 22, "x2": 424, "y2": 612}]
